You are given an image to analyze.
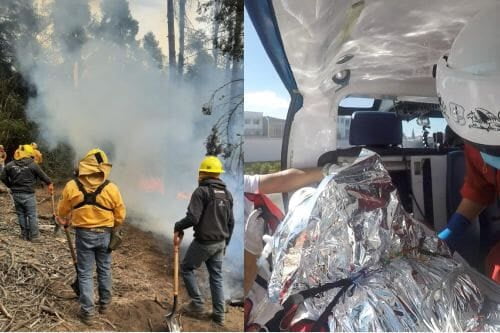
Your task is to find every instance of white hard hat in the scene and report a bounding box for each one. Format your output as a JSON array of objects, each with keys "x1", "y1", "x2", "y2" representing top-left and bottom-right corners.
[{"x1": 436, "y1": 5, "x2": 500, "y2": 156}]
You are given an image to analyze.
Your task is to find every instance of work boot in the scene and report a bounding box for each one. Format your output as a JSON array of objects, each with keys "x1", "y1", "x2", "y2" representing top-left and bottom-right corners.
[
  {"x1": 181, "y1": 301, "x2": 205, "y2": 315},
  {"x1": 211, "y1": 314, "x2": 225, "y2": 328},
  {"x1": 98, "y1": 304, "x2": 109, "y2": 315},
  {"x1": 77, "y1": 310, "x2": 95, "y2": 326},
  {"x1": 30, "y1": 236, "x2": 42, "y2": 243}
]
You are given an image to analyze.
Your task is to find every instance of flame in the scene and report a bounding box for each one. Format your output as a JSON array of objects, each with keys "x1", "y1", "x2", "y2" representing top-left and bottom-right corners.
[
  {"x1": 138, "y1": 177, "x2": 165, "y2": 194},
  {"x1": 176, "y1": 192, "x2": 191, "y2": 201}
]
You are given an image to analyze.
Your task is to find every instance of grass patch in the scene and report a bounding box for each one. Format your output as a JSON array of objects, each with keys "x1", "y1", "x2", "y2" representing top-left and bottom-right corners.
[{"x1": 244, "y1": 161, "x2": 281, "y2": 175}]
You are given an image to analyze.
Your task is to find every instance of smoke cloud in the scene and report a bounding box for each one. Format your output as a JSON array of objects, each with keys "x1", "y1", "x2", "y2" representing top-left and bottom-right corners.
[{"x1": 15, "y1": 0, "x2": 243, "y2": 299}]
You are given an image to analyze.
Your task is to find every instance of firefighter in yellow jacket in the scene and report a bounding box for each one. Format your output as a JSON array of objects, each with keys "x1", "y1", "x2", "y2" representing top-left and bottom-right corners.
[{"x1": 57, "y1": 148, "x2": 126, "y2": 325}]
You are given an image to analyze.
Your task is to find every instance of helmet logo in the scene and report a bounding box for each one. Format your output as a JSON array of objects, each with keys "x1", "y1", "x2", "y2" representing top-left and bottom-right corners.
[
  {"x1": 448, "y1": 103, "x2": 466, "y2": 126},
  {"x1": 467, "y1": 108, "x2": 500, "y2": 132}
]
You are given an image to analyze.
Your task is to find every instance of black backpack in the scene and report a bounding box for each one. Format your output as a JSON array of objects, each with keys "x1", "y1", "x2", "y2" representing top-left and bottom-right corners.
[{"x1": 207, "y1": 184, "x2": 232, "y2": 219}]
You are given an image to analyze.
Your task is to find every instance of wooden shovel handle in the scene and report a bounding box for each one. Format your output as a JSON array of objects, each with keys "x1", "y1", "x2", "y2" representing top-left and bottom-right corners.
[
  {"x1": 51, "y1": 193, "x2": 56, "y2": 215},
  {"x1": 64, "y1": 227, "x2": 78, "y2": 266},
  {"x1": 173, "y1": 243, "x2": 179, "y2": 296},
  {"x1": 173, "y1": 233, "x2": 183, "y2": 296}
]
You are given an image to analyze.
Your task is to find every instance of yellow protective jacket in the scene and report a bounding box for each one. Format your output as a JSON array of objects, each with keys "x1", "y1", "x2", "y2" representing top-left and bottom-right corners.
[
  {"x1": 58, "y1": 153, "x2": 126, "y2": 228},
  {"x1": 33, "y1": 149, "x2": 43, "y2": 164}
]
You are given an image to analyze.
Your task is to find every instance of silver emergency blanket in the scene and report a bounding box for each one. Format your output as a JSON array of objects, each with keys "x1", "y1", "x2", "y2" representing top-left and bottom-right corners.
[{"x1": 265, "y1": 150, "x2": 500, "y2": 331}]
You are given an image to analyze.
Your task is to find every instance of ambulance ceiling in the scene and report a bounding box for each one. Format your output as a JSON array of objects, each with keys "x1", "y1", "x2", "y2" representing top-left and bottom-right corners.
[{"x1": 271, "y1": 0, "x2": 497, "y2": 103}]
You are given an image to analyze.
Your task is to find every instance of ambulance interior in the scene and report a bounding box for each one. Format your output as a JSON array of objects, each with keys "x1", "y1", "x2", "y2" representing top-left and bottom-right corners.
[{"x1": 246, "y1": 0, "x2": 500, "y2": 274}]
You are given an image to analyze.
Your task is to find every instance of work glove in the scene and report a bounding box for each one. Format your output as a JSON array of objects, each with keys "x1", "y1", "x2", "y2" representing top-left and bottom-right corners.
[
  {"x1": 437, "y1": 212, "x2": 471, "y2": 252},
  {"x1": 47, "y1": 183, "x2": 54, "y2": 195},
  {"x1": 108, "y1": 226, "x2": 124, "y2": 252},
  {"x1": 257, "y1": 235, "x2": 274, "y2": 268},
  {"x1": 245, "y1": 208, "x2": 265, "y2": 256}
]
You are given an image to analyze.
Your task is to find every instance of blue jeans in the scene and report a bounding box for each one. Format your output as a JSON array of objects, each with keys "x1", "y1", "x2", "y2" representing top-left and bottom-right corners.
[
  {"x1": 12, "y1": 192, "x2": 38, "y2": 240},
  {"x1": 181, "y1": 240, "x2": 226, "y2": 320},
  {"x1": 75, "y1": 228, "x2": 112, "y2": 315}
]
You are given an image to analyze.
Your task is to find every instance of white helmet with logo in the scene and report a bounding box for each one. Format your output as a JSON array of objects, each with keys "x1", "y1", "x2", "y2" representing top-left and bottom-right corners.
[{"x1": 436, "y1": 4, "x2": 500, "y2": 156}]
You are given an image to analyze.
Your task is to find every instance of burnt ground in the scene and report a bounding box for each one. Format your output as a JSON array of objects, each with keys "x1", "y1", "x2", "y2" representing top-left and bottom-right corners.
[{"x1": 0, "y1": 185, "x2": 243, "y2": 332}]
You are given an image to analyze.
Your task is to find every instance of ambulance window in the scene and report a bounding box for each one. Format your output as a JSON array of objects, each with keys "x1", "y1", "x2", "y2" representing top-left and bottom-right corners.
[
  {"x1": 339, "y1": 97, "x2": 374, "y2": 108},
  {"x1": 337, "y1": 97, "x2": 374, "y2": 149},
  {"x1": 402, "y1": 118, "x2": 447, "y2": 148}
]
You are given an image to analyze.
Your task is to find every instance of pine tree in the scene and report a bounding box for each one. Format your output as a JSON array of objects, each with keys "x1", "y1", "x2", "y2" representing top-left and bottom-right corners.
[{"x1": 143, "y1": 32, "x2": 164, "y2": 69}]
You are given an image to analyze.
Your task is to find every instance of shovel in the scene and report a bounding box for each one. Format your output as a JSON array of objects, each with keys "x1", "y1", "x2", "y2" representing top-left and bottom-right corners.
[
  {"x1": 51, "y1": 193, "x2": 62, "y2": 235},
  {"x1": 56, "y1": 216, "x2": 80, "y2": 296},
  {"x1": 165, "y1": 232, "x2": 183, "y2": 332}
]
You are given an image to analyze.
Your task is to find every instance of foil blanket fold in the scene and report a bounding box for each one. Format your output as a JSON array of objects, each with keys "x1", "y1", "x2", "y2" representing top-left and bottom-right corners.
[{"x1": 254, "y1": 150, "x2": 500, "y2": 331}]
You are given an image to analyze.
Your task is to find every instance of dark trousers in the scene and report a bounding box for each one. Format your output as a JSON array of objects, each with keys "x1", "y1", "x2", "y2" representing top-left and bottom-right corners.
[
  {"x1": 181, "y1": 240, "x2": 226, "y2": 320},
  {"x1": 12, "y1": 192, "x2": 38, "y2": 240}
]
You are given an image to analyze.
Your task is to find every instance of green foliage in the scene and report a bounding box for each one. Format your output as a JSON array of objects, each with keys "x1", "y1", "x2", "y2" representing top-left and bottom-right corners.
[
  {"x1": 0, "y1": 0, "x2": 39, "y2": 158},
  {"x1": 244, "y1": 161, "x2": 281, "y2": 175},
  {"x1": 41, "y1": 142, "x2": 76, "y2": 183},
  {"x1": 0, "y1": 0, "x2": 41, "y2": 75},
  {"x1": 0, "y1": 0, "x2": 72, "y2": 177}
]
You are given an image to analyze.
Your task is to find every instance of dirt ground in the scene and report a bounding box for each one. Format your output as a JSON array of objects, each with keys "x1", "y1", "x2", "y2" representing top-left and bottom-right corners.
[{"x1": 0, "y1": 185, "x2": 243, "y2": 332}]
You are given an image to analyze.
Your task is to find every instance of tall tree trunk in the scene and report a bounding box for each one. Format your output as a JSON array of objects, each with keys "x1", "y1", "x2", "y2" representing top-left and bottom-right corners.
[
  {"x1": 224, "y1": 17, "x2": 233, "y2": 80},
  {"x1": 167, "y1": 0, "x2": 176, "y2": 74},
  {"x1": 228, "y1": 9, "x2": 243, "y2": 162},
  {"x1": 177, "y1": 0, "x2": 186, "y2": 76},
  {"x1": 229, "y1": 7, "x2": 243, "y2": 99},
  {"x1": 211, "y1": 0, "x2": 221, "y2": 65}
]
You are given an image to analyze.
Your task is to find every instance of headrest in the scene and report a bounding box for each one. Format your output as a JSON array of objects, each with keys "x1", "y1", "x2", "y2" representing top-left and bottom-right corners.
[{"x1": 349, "y1": 111, "x2": 402, "y2": 146}]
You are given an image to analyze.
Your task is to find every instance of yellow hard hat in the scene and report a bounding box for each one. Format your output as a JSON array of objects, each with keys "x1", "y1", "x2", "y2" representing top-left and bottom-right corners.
[
  {"x1": 31, "y1": 142, "x2": 38, "y2": 149},
  {"x1": 198, "y1": 156, "x2": 224, "y2": 174},
  {"x1": 83, "y1": 148, "x2": 109, "y2": 164},
  {"x1": 15, "y1": 144, "x2": 34, "y2": 160}
]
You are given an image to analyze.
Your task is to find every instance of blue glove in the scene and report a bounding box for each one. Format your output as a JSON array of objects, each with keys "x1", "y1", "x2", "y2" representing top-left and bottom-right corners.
[{"x1": 437, "y1": 212, "x2": 471, "y2": 251}]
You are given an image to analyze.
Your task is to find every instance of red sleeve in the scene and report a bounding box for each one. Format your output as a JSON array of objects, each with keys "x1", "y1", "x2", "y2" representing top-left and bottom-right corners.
[{"x1": 460, "y1": 144, "x2": 496, "y2": 206}]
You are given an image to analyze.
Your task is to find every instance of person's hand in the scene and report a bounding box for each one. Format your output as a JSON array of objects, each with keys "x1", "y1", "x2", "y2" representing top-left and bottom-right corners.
[
  {"x1": 55, "y1": 215, "x2": 69, "y2": 228},
  {"x1": 437, "y1": 212, "x2": 471, "y2": 252},
  {"x1": 47, "y1": 183, "x2": 54, "y2": 195},
  {"x1": 54, "y1": 215, "x2": 69, "y2": 229},
  {"x1": 174, "y1": 231, "x2": 183, "y2": 246}
]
